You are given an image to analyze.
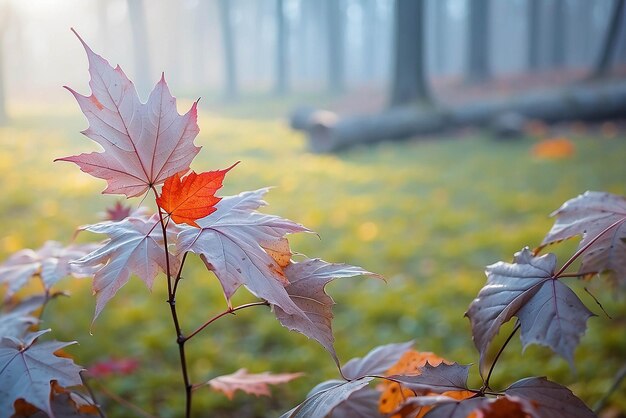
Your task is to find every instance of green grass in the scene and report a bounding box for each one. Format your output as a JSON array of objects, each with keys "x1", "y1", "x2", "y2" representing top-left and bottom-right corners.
[{"x1": 1, "y1": 104, "x2": 625, "y2": 417}]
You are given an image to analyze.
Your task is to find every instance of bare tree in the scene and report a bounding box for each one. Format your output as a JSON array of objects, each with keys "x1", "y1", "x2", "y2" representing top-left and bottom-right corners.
[
  {"x1": 591, "y1": 0, "x2": 625, "y2": 78},
  {"x1": 275, "y1": 0, "x2": 288, "y2": 95},
  {"x1": 127, "y1": 0, "x2": 151, "y2": 98},
  {"x1": 218, "y1": 0, "x2": 238, "y2": 100},
  {"x1": 466, "y1": 0, "x2": 490, "y2": 83},
  {"x1": 390, "y1": 0, "x2": 430, "y2": 106}
]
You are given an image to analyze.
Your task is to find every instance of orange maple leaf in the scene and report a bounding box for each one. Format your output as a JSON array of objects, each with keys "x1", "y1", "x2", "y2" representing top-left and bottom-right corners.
[
  {"x1": 156, "y1": 163, "x2": 238, "y2": 227},
  {"x1": 379, "y1": 350, "x2": 473, "y2": 418}
]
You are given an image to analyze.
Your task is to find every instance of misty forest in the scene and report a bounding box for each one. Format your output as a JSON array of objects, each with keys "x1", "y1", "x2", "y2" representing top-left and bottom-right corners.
[{"x1": 0, "y1": 1, "x2": 626, "y2": 418}]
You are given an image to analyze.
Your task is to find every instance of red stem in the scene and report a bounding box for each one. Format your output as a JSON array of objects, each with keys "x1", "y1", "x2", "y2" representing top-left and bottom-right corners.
[
  {"x1": 183, "y1": 301, "x2": 270, "y2": 342},
  {"x1": 152, "y1": 187, "x2": 192, "y2": 418}
]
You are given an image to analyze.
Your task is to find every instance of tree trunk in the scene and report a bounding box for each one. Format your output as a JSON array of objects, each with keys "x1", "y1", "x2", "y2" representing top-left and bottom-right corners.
[
  {"x1": 360, "y1": 0, "x2": 377, "y2": 80},
  {"x1": 127, "y1": 0, "x2": 151, "y2": 99},
  {"x1": 275, "y1": 0, "x2": 288, "y2": 95},
  {"x1": 527, "y1": 0, "x2": 542, "y2": 70},
  {"x1": 219, "y1": 0, "x2": 238, "y2": 100},
  {"x1": 466, "y1": 0, "x2": 490, "y2": 83},
  {"x1": 0, "y1": 8, "x2": 8, "y2": 125},
  {"x1": 434, "y1": 0, "x2": 448, "y2": 74},
  {"x1": 294, "y1": 80, "x2": 626, "y2": 152},
  {"x1": 0, "y1": 36, "x2": 6, "y2": 126},
  {"x1": 591, "y1": 0, "x2": 625, "y2": 78},
  {"x1": 326, "y1": 0, "x2": 345, "y2": 94},
  {"x1": 390, "y1": 0, "x2": 430, "y2": 106},
  {"x1": 551, "y1": 0, "x2": 566, "y2": 68}
]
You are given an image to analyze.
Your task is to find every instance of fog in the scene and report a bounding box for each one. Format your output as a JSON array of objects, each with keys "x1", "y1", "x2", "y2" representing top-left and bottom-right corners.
[{"x1": 0, "y1": 0, "x2": 622, "y2": 109}]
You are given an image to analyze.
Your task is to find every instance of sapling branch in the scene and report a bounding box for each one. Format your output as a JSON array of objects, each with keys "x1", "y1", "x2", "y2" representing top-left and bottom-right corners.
[
  {"x1": 152, "y1": 186, "x2": 193, "y2": 418},
  {"x1": 183, "y1": 301, "x2": 271, "y2": 343}
]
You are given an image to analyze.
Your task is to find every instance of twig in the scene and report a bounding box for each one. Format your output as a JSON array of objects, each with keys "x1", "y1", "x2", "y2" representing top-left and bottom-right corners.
[
  {"x1": 91, "y1": 378, "x2": 158, "y2": 418},
  {"x1": 183, "y1": 301, "x2": 270, "y2": 342},
  {"x1": 593, "y1": 365, "x2": 626, "y2": 413},
  {"x1": 584, "y1": 287, "x2": 612, "y2": 319}
]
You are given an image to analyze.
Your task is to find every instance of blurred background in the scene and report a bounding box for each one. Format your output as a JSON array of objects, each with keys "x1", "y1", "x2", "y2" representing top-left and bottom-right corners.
[{"x1": 1, "y1": 1, "x2": 626, "y2": 417}]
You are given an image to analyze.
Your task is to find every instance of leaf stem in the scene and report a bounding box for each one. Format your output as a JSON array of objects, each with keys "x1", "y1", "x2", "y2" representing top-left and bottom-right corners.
[
  {"x1": 483, "y1": 322, "x2": 521, "y2": 391},
  {"x1": 173, "y1": 252, "x2": 188, "y2": 295},
  {"x1": 183, "y1": 301, "x2": 270, "y2": 343},
  {"x1": 554, "y1": 218, "x2": 626, "y2": 278},
  {"x1": 152, "y1": 187, "x2": 193, "y2": 418}
]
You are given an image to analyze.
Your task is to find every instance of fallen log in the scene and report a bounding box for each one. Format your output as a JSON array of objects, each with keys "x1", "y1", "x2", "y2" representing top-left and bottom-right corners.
[{"x1": 291, "y1": 80, "x2": 626, "y2": 153}]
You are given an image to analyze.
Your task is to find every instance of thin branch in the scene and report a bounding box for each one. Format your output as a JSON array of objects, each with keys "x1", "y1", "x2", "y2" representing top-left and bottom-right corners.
[
  {"x1": 584, "y1": 287, "x2": 612, "y2": 319},
  {"x1": 554, "y1": 218, "x2": 626, "y2": 278},
  {"x1": 483, "y1": 322, "x2": 521, "y2": 391},
  {"x1": 152, "y1": 186, "x2": 192, "y2": 418},
  {"x1": 91, "y1": 378, "x2": 157, "y2": 418},
  {"x1": 173, "y1": 252, "x2": 189, "y2": 295},
  {"x1": 593, "y1": 365, "x2": 626, "y2": 413},
  {"x1": 183, "y1": 301, "x2": 270, "y2": 342}
]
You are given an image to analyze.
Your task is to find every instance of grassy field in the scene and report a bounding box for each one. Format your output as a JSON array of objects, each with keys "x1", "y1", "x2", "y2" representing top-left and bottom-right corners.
[{"x1": 1, "y1": 103, "x2": 625, "y2": 417}]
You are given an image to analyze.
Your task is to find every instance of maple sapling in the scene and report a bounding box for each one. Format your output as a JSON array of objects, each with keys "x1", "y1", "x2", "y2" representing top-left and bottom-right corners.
[{"x1": 51, "y1": 29, "x2": 374, "y2": 417}]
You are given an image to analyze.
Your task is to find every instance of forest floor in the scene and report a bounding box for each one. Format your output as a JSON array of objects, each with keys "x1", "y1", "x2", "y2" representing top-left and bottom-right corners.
[{"x1": 0, "y1": 102, "x2": 625, "y2": 417}]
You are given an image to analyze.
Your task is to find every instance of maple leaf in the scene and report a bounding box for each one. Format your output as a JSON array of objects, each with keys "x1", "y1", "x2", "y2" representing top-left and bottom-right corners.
[
  {"x1": 0, "y1": 330, "x2": 83, "y2": 418},
  {"x1": 12, "y1": 391, "x2": 100, "y2": 418},
  {"x1": 176, "y1": 188, "x2": 310, "y2": 314},
  {"x1": 379, "y1": 349, "x2": 451, "y2": 416},
  {"x1": 342, "y1": 341, "x2": 414, "y2": 380},
  {"x1": 389, "y1": 393, "x2": 479, "y2": 418},
  {"x1": 104, "y1": 201, "x2": 131, "y2": 221},
  {"x1": 55, "y1": 30, "x2": 200, "y2": 198},
  {"x1": 273, "y1": 258, "x2": 379, "y2": 366},
  {"x1": 205, "y1": 368, "x2": 303, "y2": 400},
  {"x1": 156, "y1": 163, "x2": 238, "y2": 227},
  {"x1": 466, "y1": 248, "x2": 594, "y2": 370},
  {"x1": 389, "y1": 362, "x2": 471, "y2": 394},
  {"x1": 281, "y1": 377, "x2": 374, "y2": 418},
  {"x1": 0, "y1": 241, "x2": 98, "y2": 298},
  {"x1": 330, "y1": 387, "x2": 383, "y2": 418},
  {"x1": 72, "y1": 215, "x2": 180, "y2": 321},
  {"x1": 504, "y1": 377, "x2": 596, "y2": 418},
  {"x1": 474, "y1": 395, "x2": 534, "y2": 418},
  {"x1": 540, "y1": 191, "x2": 626, "y2": 287}
]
